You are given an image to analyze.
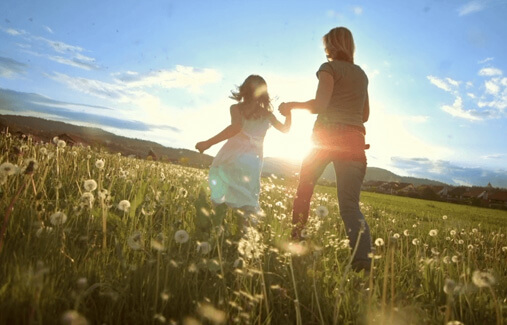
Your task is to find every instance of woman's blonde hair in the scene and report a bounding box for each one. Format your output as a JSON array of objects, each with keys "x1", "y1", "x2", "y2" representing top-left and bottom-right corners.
[
  {"x1": 323, "y1": 27, "x2": 355, "y2": 63},
  {"x1": 230, "y1": 75, "x2": 272, "y2": 119}
]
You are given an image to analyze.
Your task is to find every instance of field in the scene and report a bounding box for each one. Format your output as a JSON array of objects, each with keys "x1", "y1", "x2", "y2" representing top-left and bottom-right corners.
[{"x1": 0, "y1": 133, "x2": 506, "y2": 325}]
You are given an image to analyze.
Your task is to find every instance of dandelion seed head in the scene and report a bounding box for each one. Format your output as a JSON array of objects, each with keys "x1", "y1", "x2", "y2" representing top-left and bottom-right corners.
[
  {"x1": 60, "y1": 310, "x2": 88, "y2": 325},
  {"x1": 117, "y1": 199, "x2": 130, "y2": 212},
  {"x1": 0, "y1": 162, "x2": 18, "y2": 176},
  {"x1": 315, "y1": 205, "x2": 329, "y2": 218},
  {"x1": 472, "y1": 270, "x2": 495, "y2": 288},
  {"x1": 374, "y1": 238, "x2": 385, "y2": 246},
  {"x1": 403, "y1": 229, "x2": 410, "y2": 237},
  {"x1": 174, "y1": 229, "x2": 189, "y2": 244},
  {"x1": 197, "y1": 241, "x2": 211, "y2": 255},
  {"x1": 127, "y1": 231, "x2": 143, "y2": 250},
  {"x1": 197, "y1": 303, "x2": 226, "y2": 324},
  {"x1": 57, "y1": 140, "x2": 66, "y2": 148},
  {"x1": 450, "y1": 230, "x2": 456, "y2": 236},
  {"x1": 442, "y1": 215, "x2": 448, "y2": 220},
  {"x1": 95, "y1": 159, "x2": 105, "y2": 169},
  {"x1": 429, "y1": 229, "x2": 438, "y2": 237},
  {"x1": 83, "y1": 179, "x2": 97, "y2": 192},
  {"x1": 412, "y1": 238, "x2": 420, "y2": 246},
  {"x1": 443, "y1": 278, "x2": 456, "y2": 295},
  {"x1": 50, "y1": 211, "x2": 67, "y2": 225},
  {"x1": 451, "y1": 255, "x2": 459, "y2": 263},
  {"x1": 81, "y1": 192, "x2": 95, "y2": 208}
]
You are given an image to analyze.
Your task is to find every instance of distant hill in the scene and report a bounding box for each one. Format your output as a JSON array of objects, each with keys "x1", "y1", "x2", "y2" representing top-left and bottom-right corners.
[
  {"x1": 262, "y1": 157, "x2": 447, "y2": 186},
  {"x1": 1, "y1": 114, "x2": 446, "y2": 186}
]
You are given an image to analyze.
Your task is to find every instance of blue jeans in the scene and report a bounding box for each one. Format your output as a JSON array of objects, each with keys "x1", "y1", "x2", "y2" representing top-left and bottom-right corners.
[{"x1": 292, "y1": 149, "x2": 372, "y2": 263}]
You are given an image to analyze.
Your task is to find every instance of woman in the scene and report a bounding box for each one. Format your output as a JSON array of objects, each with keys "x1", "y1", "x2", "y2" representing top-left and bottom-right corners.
[{"x1": 279, "y1": 27, "x2": 372, "y2": 271}]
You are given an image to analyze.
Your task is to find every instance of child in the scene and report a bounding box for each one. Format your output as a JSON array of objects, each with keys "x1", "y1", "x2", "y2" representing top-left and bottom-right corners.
[{"x1": 195, "y1": 75, "x2": 291, "y2": 223}]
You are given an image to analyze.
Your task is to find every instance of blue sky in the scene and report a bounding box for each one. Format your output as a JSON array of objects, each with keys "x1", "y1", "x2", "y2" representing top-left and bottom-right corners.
[{"x1": 1, "y1": 0, "x2": 506, "y2": 187}]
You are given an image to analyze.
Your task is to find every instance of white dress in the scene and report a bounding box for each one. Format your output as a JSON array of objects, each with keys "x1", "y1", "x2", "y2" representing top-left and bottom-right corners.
[{"x1": 209, "y1": 116, "x2": 271, "y2": 211}]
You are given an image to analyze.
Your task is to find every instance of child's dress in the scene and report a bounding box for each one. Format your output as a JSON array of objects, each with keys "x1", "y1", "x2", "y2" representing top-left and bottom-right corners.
[{"x1": 209, "y1": 115, "x2": 271, "y2": 211}]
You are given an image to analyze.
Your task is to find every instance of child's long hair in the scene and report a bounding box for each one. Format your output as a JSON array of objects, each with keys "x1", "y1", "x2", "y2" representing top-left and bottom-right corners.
[{"x1": 230, "y1": 75, "x2": 272, "y2": 119}]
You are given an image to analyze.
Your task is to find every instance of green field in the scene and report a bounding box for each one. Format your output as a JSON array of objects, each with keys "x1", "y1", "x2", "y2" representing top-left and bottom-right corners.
[{"x1": 1, "y1": 134, "x2": 506, "y2": 325}]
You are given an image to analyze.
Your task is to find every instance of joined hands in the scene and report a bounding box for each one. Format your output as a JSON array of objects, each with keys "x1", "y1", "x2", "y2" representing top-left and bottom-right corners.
[{"x1": 278, "y1": 102, "x2": 293, "y2": 116}]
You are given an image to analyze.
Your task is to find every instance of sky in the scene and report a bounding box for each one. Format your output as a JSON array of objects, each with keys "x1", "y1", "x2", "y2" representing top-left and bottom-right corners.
[{"x1": 0, "y1": 0, "x2": 506, "y2": 187}]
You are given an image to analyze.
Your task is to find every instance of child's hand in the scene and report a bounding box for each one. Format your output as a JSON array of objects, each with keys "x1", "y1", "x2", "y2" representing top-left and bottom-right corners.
[
  {"x1": 195, "y1": 141, "x2": 211, "y2": 153},
  {"x1": 278, "y1": 102, "x2": 292, "y2": 116}
]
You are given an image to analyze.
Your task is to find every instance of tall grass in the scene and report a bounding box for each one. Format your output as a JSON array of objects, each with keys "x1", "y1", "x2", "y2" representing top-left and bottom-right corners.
[{"x1": 0, "y1": 132, "x2": 506, "y2": 324}]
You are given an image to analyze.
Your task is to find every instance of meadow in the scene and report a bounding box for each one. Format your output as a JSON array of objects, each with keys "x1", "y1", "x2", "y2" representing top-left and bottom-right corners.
[{"x1": 0, "y1": 133, "x2": 506, "y2": 325}]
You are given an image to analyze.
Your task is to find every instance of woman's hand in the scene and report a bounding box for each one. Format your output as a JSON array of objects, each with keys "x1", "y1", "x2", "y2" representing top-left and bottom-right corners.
[
  {"x1": 195, "y1": 141, "x2": 211, "y2": 153},
  {"x1": 278, "y1": 102, "x2": 293, "y2": 116}
]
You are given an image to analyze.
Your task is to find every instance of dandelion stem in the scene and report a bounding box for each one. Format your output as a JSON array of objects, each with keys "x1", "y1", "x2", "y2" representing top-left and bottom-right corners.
[
  {"x1": 0, "y1": 175, "x2": 28, "y2": 255},
  {"x1": 288, "y1": 256, "x2": 302, "y2": 325}
]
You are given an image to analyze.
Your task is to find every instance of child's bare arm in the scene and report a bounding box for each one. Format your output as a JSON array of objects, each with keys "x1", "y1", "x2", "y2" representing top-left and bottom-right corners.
[
  {"x1": 195, "y1": 105, "x2": 242, "y2": 153},
  {"x1": 268, "y1": 111, "x2": 291, "y2": 133}
]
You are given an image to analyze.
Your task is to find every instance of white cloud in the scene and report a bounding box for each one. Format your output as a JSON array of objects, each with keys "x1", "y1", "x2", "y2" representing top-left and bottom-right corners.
[
  {"x1": 479, "y1": 67, "x2": 502, "y2": 76},
  {"x1": 441, "y1": 96, "x2": 483, "y2": 121},
  {"x1": 3, "y1": 26, "x2": 97, "y2": 70},
  {"x1": 113, "y1": 65, "x2": 222, "y2": 93},
  {"x1": 485, "y1": 79, "x2": 500, "y2": 95},
  {"x1": 43, "y1": 25, "x2": 54, "y2": 34},
  {"x1": 457, "y1": 1, "x2": 484, "y2": 16},
  {"x1": 428, "y1": 65, "x2": 507, "y2": 121},
  {"x1": 478, "y1": 57, "x2": 494, "y2": 64},
  {"x1": 353, "y1": 6, "x2": 363, "y2": 15},
  {"x1": 427, "y1": 75, "x2": 455, "y2": 92},
  {"x1": 452, "y1": 179, "x2": 473, "y2": 186},
  {"x1": 0, "y1": 56, "x2": 27, "y2": 78}
]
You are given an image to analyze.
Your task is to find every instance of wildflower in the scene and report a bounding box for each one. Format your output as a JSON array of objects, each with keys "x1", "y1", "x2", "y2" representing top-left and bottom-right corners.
[
  {"x1": 393, "y1": 233, "x2": 400, "y2": 239},
  {"x1": 197, "y1": 303, "x2": 226, "y2": 325},
  {"x1": 83, "y1": 179, "x2": 97, "y2": 192},
  {"x1": 472, "y1": 270, "x2": 495, "y2": 288},
  {"x1": 403, "y1": 229, "x2": 410, "y2": 237},
  {"x1": 60, "y1": 310, "x2": 88, "y2": 325},
  {"x1": 431, "y1": 247, "x2": 440, "y2": 255},
  {"x1": 451, "y1": 255, "x2": 459, "y2": 263},
  {"x1": 443, "y1": 279, "x2": 456, "y2": 295},
  {"x1": 467, "y1": 244, "x2": 474, "y2": 251},
  {"x1": 442, "y1": 215, "x2": 448, "y2": 220},
  {"x1": 40, "y1": 147, "x2": 48, "y2": 155},
  {"x1": 450, "y1": 230, "x2": 456, "y2": 236},
  {"x1": 153, "y1": 314, "x2": 166, "y2": 323},
  {"x1": 50, "y1": 211, "x2": 67, "y2": 225},
  {"x1": 151, "y1": 238, "x2": 165, "y2": 252},
  {"x1": 98, "y1": 189, "x2": 109, "y2": 200},
  {"x1": 412, "y1": 238, "x2": 420, "y2": 246},
  {"x1": 443, "y1": 256, "x2": 451, "y2": 264},
  {"x1": 95, "y1": 159, "x2": 105, "y2": 169},
  {"x1": 458, "y1": 239, "x2": 464, "y2": 245},
  {"x1": 77, "y1": 278, "x2": 88, "y2": 290},
  {"x1": 57, "y1": 140, "x2": 66, "y2": 148},
  {"x1": 300, "y1": 229, "x2": 308, "y2": 238},
  {"x1": 315, "y1": 206, "x2": 329, "y2": 218},
  {"x1": 447, "y1": 321, "x2": 464, "y2": 325},
  {"x1": 81, "y1": 192, "x2": 95, "y2": 208},
  {"x1": 429, "y1": 229, "x2": 438, "y2": 237},
  {"x1": 174, "y1": 230, "x2": 189, "y2": 244},
  {"x1": 0, "y1": 162, "x2": 18, "y2": 176},
  {"x1": 502, "y1": 246, "x2": 507, "y2": 253},
  {"x1": 374, "y1": 238, "x2": 385, "y2": 246},
  {"x1": 233, "y1": 258, "x2": 244, "y2": 268},
  {"x1": 52, "y1": 136, "x2": 59, "y2": 144},
  {"x1": 127, "y1": 231, "x2": 143, "y2": 250},
  {"x1": 117, "y1": 200, "x2": 131, "y2": 212},
  {"x1": 197, "y1": 241, "x2": 211, "y2": 255}
]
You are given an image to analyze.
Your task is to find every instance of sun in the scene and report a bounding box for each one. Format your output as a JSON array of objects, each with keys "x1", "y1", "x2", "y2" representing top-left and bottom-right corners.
[{"x1": 264, "y1": 111, "x2": 315, "y2": 162}]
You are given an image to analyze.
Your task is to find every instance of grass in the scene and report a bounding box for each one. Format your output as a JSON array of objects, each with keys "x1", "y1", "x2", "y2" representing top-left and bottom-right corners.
[{"x1": 0, "y1": 133, "x2": 506, "y2": 325}]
